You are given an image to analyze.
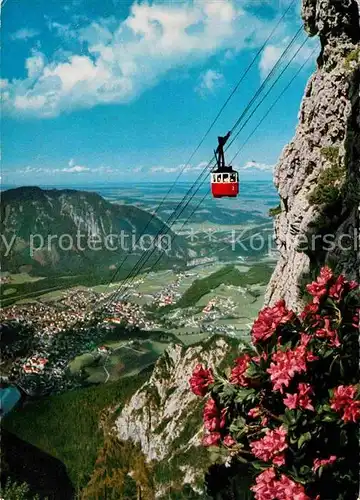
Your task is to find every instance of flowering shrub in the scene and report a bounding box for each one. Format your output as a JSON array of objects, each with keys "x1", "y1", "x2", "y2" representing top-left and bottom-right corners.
[{"x1": 189, "y1": 267, "x2": 360, "y2": 500}]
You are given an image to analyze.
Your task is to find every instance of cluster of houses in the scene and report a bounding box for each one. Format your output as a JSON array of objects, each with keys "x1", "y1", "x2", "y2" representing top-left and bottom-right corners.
[
  {"x1": 0, "y1": 302, "x2": 87, "y2": 337},
  {"x1": 202, "y1": 299, "x2": 217, "y2": 314},
  {"x1": 153, "y1": 273, "x2": 187, "y2": 307},
  {"x1": 105, "y1": 300, "x2": 159, "y2": 330},
  {"x1": 22, "y1": 355, "x2": 49, "y2": 374},
  {"x1": 1, "y1": 268, "x2": 248, "y2": 396}
]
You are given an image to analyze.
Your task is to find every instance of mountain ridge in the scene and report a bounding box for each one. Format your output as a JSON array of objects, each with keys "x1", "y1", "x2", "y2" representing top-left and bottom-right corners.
[{"x1": 1, "y1": 186, "x2": 188, "y2": 278}]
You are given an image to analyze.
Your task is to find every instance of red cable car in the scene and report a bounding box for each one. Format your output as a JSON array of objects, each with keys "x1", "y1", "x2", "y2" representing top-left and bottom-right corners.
[
  {"x1": 211, "y1": 130, "x2": 239, "y2": 198},
  {"x1": 211, "y1": 169, "x2": 239, "y2": 198}
]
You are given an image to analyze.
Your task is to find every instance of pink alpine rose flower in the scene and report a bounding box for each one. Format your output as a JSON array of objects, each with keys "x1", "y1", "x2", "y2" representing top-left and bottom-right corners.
[
  {"x1": 202, "y1": 432, "x2": 221, "y2": 447},
  {"x1": 277, "y1": 474, "x2": 310, "y2": 499},
  {"x1": 329, "y1": 275, "x2": 346, "y2": 301},
  {"x1": 223, "y1": 435, "x2": 236, "y2": 447},
  {"x1": 248, "y1": 406, "x2": 261, "y2": 418},
  {"x1": 251, "y1": 468, "x2": 310, "y2": 500},
  {"x1": 306, "y1": 266, "x2": 333, "y2": 303},
  {"x1": 330, "y1": 385, "x2": 360, "y2": 423},
  {"x1": 313, "y1": 455, "x2": 337, "y2": 472},
  {"x1": 189, "y1": 364, "x2": 214, "y2": 397},
  {"x1": 250, "y1": 425, "x2": 288, "y2": 466},
  {"x1": 300, "y1": 301, "x2": 319, "y2": 320},
  {"x1": 203, "y1": 398, "x2": 226, "y2": 432},
  {"x1": 251, "y1": 300, "x2": 295, "y2": 344},
  {"x1": 342, "y1": 400, "x2": 360, "y2": 423},
  {"x1": 229, "y1": 354, "x2": 251, "y2": 386},
  {"x1": 251, "y1": 467, "x2": 278, "y2": 500},
  {"x1": 267, "y1": 345, "x2": 317, "y2": 393},
  {"x1": 284, "y1": 383, "x2": 314, "y2": 411},
  {"x1": 330, "y1": 385, "x2": 357, "y2": 411},
  {"x1": 315, "y1": 317, "x2": 340, "y2": 347}
]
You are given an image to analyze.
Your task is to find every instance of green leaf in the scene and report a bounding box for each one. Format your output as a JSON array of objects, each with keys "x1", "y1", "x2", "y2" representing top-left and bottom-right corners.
[
  {"x1": 298, "y1": 432, "x2": 311, "y2": 449},
  {"x1": 340, "y1": 429, "x2": 348, "y2": 447},
  {"x1": 246, "y1": 363, "x2": 260, "y2": 377},
  {"x1": 300, "y1": 465, "x2": 311, "y2": 475},
  {"x1": 234, "y1": 388, "x2": 255, "y2": 403},
  {"x1": 252, "y1": 461, "x2": 267, "y2": 471},
  {"x1": 229, "y1": 416, "x2": 246, "y2": 433},
  {"x1": 283, "y1": 409, "x2": 296, "y2": 425},
  {"x1": 323, "y1": 414, "x2": 338, "y2": 422},
  {"x1": 208, "y1": 447, "x2": 220, "y2": 463},
  {"x1": 339, "y1": 360, "x2": 345, "y2": 376}
]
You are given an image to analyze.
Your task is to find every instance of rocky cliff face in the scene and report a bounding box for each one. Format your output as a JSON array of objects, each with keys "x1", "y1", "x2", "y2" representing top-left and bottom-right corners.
[
  {"x1": 113, "y1": 336, "x2": 235, "y2": 497},
  {"x1": 265, "y1": 0, "x2": 360, "y2": 311}
]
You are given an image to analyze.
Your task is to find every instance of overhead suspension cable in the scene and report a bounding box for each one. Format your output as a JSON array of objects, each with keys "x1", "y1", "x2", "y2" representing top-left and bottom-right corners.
[
  {"x1": 104, "y1": 30, "x2": 305, "y2": 308},
  {"x1": 143, "y1": 43, "x2": 315, "y2": 279},
  {"x1": 104, "y1": 30, "x2": 306, "y2": 308},
  {"x1": 224, "y1": 35, "x2": 308, "y2": 156},
  {"x1": 230, "y1": 48, "x2": 316, "y2": 164},
  {"x1": 98, "y1": 1, "x2": 299, "y2": 301},
  {"x1": 173, "y1": 44, "x2": 316, "y2": 244}
]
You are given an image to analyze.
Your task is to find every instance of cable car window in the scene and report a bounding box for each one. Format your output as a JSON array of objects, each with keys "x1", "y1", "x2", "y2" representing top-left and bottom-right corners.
[
  {"x1": 217, "y1": 174, "x2": 222, "y2": 182},
  {"x1": 223, "y1": 174, "x2": 229, "y2": 182},
  {"x1": 230, "y1": 173, "x2": 237, "y2": 182}
]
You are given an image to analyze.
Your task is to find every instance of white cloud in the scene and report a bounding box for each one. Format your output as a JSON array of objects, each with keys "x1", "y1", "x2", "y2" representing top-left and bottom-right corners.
[
  {"x1": 195, "y1": 69, "x2": 224, "y2": 97},
  {"x1": 150, "y1": 166, "x2": 180, "y2": 174},
  {"x1": 11, "y1": 28, "x2": 40, "y2": 41},
  {"x1": 3, "y1": 0, "x2": 278, "y2": 118},
  {"x1": 259, "y1": 38, "x2": 318, "y2": 79},
  {"x1": 149, "y1": 161, "x2": 208, "y2": 175},
  {"x1": 62, "y1": 158, "x2": 91, "y2": 173},
  {"x1": 25, "y1": 51, "x2": 45, "y2": 78},
  {"x1": 131, "y1": 166, "x2": 143, "y2": 173},
  {"x1": 259, "y1": 45, "x2": 284, "y2": 79},
  {"x1": 15, "y1": 160, "x2": 115, "y2": 176},
  {"x1": 63, "y1": 165, "x2": 90, "y2": 173},
  {"x1": 242, "y1": 160, "x2": 274, "y2": 172}
]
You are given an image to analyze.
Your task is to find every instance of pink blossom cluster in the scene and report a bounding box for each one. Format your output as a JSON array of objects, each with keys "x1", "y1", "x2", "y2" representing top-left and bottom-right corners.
[
  {"x1": 250, "y1": 425, "x2": 288, "y2": 467},
  {"x1": 267, "y1": 345, "x2": 318, "y2": 393},
  {"x1": 189, "y1": 364, "x2": 214, "y2": 397},
  {"x1": 306, "y1": 266, "x2": 334, "y2": 304},
  {"x1": 312, "y1": 455, "x2": 337, "y2": 472},
  {"x1": 330, "y1": 385, "x2": 360, "y2": 423},
  {"x1": 189, "y1": 267, "x2": 359, "y2": 499},
  {"x1": 229, "y1": 354, "x2": 251, "y2": 386},
  {"x1": 251, "y1": 467, "x2": 310, "y2": 500},
  {"x1": 300, "y1": 301, "x2": 319, "y2": 320},
  {"x1": 314, "y1": 317, "x2": 340, "y2": 347},
  {"x1": 306, "y1": 266, "x2": 358, "y2": 305},
  {"x1": 283, "y1": 383, "x2": 315, "y2": 411},
  {"x1": 202, "y1": 398, "x2": 226, "y2": 446},
  {"x1": 251, "y1": 300, "x2": 295, "y2": 344},
  {"x1": 247, "y1": 406, "x2": 269, "y2": 426}
]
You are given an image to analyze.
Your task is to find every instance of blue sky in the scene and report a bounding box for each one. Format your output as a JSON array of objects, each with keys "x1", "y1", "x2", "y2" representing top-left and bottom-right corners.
[{"x1": 1, "y1": 0, "x2": 319, "y2": 186}]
